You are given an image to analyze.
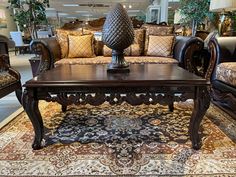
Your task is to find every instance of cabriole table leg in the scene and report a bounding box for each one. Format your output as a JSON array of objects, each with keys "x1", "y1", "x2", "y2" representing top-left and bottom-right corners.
[
  {"x1": 22, "y1": 89, "x2": 44, "y2": 150},
  {"x1": 190, "y1": 86, "x2": 210, "y2": 150}
]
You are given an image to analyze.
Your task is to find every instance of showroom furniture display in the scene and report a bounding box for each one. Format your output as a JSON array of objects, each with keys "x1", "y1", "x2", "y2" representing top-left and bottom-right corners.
[
  {"x1": 30, "y1": 23, "x2": 204, "y2": 76},
  {"x1": 22, "y1": 64, "x2": 210, "y2": 150},
  {"x1": 208, "y1": 36, "x2": 236, "y2": 119},
  {"x1": 0, "y1": 41, "x2": 22, "y2": 103}
]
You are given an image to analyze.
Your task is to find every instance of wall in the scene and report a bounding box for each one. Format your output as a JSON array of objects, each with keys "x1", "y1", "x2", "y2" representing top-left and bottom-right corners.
[{"x1": 0, "y1": 6, "x2": 17, "y2": 38}]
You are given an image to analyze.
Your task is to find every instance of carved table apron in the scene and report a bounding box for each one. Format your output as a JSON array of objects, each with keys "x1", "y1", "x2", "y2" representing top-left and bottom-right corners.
[{"x1": 22, "y1": 64, "x2": 210, "y2": 150}]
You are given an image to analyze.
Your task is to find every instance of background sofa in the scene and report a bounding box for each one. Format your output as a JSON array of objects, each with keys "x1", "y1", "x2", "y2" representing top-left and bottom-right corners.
[
  {"x1": 30, "y1": 24, "x2": 204, "y2": 76},
  {"x1": 208, "y1": 37, "x2": 236, "y2": 119}
]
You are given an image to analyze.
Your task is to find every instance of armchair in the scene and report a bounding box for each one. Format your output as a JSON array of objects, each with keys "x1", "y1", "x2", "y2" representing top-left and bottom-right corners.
[
  {"x1": 208, "y1": 36, "x2": 236, "y2": 119},
  {"x1": 0, "y1": 42, "x2": 22, "y2": 103}
]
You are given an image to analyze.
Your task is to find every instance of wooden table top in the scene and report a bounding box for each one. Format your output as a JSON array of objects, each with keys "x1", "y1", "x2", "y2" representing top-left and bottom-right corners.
[{"x1": 24, "y1": 64, "x2": 209, "y2": 87}]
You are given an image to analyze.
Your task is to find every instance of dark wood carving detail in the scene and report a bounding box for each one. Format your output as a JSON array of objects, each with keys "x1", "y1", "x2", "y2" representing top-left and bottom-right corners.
[
  {"x1": 185, "y1": 42, "x2": 204, "y2": 75},
  {"x1": 30, "y1": 41, "x2": 52, "y2": 74},
  {"x1": 60, "y1": 17, "x2": 144, "y2": 31},
  {"x1": 205, "y1": 41, "x2": 217, "y2": 80},
  {"x1": 44, "y1": 92, "x2": 193, "y2": 106}
]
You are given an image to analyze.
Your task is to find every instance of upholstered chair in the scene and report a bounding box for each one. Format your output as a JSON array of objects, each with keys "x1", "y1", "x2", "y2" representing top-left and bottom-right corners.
[{"x1": 0, "y1": 41, "x2": 22, "y2": 103}]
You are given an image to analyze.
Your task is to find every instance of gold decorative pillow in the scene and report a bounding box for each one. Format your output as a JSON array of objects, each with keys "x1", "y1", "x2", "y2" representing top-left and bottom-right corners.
[
  {"x1": 56, "y1": 29, "x2": 84, "y2": 58},
  {"x1": 142, "y1": 24, "x2": 174, "y2": 55},
  {"x1": 68, "y1": 34, "x2": 95, "y2": 58},
  {"x1": 103, "y1": 45, "x2": 131, "y2": 56},
  {"x1": 147, "y1": 35, "x2": 175, "y2": 57}
]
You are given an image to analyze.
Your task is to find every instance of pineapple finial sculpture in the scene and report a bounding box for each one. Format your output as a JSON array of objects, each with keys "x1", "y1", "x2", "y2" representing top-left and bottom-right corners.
[{"x1": 102, "y1": 3, "x2": 134, "y2": 73}]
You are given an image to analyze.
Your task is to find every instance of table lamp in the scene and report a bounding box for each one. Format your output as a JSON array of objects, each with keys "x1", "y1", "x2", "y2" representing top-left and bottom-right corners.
[{"x1": 210, "y1": 0, "x2": 236, "y2": 36}]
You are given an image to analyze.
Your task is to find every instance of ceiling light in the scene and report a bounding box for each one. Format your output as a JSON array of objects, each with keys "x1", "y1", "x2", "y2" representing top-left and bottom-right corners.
[
  {"x1": 81, "y1": 14, "x2": 93, "y2": 17},
  {"x1": 129, "y1": 5, "x2": 132, "y2": 8},
  {"x1": 123, "y1": 5, "x2": 126, "y2": 8},
  {"x1": 127, "y1": 10, "x2": 140, "y2": 13},
  {"x1": 66, "y1": 17, "x2": 77, "y2": 19},
  {"x1": 75, "y1": 11, "x2": 89, "y2": 13},
  {"x1": 58, "y1": 13, "x2": 68, "y2": 16},
  {"x1": 63, "y1": 4, "x2": 79, "y2": 7}
]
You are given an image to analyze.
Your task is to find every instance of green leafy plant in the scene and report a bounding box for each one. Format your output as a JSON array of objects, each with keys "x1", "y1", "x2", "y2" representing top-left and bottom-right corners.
[
  {"x1": 8, "y1": 0, "x2": 49, "y2": 39},
  {"x1": 179, "y1": 0, "x2": 211, "y2": 36}
]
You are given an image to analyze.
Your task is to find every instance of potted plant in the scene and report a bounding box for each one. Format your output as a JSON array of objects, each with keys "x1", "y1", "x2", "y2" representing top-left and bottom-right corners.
[
  {"x1": 8, "y1": 0, "x2": 49, "y2": 39},
  {"x1": 179, "y1": 0, "x2": 211, "y2": 36}
]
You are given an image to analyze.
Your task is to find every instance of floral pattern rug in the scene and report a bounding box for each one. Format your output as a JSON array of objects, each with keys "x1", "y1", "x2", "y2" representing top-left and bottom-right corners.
[{"x1": 0, "y1": 101, "x2": 235, "y2": 177}]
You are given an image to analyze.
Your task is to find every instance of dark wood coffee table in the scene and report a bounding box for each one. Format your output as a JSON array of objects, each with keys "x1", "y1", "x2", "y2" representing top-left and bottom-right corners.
[{"x1": 22, "y1": 64, "x2": 210, "y2": 150}]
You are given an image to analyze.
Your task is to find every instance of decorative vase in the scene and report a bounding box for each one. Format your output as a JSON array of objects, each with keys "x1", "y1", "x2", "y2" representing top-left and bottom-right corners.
[{"x1": 102, "y1": 3, "x2": 134, "y2": 73}]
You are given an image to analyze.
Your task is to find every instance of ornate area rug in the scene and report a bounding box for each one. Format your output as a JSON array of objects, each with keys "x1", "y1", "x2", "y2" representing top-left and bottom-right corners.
[{"x1": 0, "y1": 101, "x2": 235, "y2": 177}]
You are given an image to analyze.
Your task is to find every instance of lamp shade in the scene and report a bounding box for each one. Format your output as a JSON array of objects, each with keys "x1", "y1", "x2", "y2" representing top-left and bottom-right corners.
[{"x1": 210, "y1": 0, "x2": 236, "y2": 12}]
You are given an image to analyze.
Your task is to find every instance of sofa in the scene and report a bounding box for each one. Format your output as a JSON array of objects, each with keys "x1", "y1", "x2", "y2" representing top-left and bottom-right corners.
[
  {"x1": 208, "y1": 36, "x2": 236, "y2": 119},
  {"x1": 0, "y1": 41, "x2": 22, "y2": 103},
  {"x1": 30, "y1": 24, "x2": 204, "y2": 76}
]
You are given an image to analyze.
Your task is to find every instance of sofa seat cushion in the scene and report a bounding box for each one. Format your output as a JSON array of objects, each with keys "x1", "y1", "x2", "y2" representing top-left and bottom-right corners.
[
  {"x1": 55, "y1": 56, "x2": 178, "y2": 66},
  {"x1": 216, "y1": 62, "x2": 236, "y2": 87},
  {"x1": 0, "y1": 72, "x2": 17, "y2": 88}
]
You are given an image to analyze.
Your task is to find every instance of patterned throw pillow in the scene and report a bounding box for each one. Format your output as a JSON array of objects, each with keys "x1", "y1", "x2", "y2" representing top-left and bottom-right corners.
[
  {"x1": 141, "y1": 24, "x2": 174, "y2": 55},
  {"x1": 56, "y1": 29, "x2": 83, "y2": 58},
  {"x1": 147, "y1": 35, "x2": 175, "y2": 57},
  {"x1": 68, "y1": 34, "x2": 95, "y2": 58}
]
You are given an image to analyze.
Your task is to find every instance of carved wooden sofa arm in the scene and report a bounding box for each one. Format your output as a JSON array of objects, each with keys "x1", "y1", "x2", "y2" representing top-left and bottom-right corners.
[
  {"x1": 0, "y1": 54, "x2": 22, "y2": 103},
  {"x1": 173, "y1": 36, "x2": 204, "y2": 72}
]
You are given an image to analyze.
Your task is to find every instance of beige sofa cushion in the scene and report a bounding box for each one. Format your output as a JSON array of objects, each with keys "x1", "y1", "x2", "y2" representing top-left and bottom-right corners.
[
  {"x1": 55, "y1": 56, "x2": 178, "y2": 66},
  {"x1": 56, "y1": 29, "x2": 83, "y2": 58},
  {"x1": 68, "y1": 34, "x2": 95, "y2": 58},
  {"x1": 216, "y1": 62, "x2": 236, "y2": 87},
  {"x1": 147, "y1": 35, "x2": 175, "y2": 57}
]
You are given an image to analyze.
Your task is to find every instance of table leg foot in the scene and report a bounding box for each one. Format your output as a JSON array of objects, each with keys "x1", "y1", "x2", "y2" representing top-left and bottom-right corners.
[
  {"x1": 22, "y1": 89, "x2": 44, "y2": 150},
  {"x1": 192, "y1": 142, "x2": 201, "y2": 150},
  {"x1": 62, "y1": 105, "x2": 67, "y2": 112},
  {"x1": 168, "y1": 103, "x2": 174, "y2": 112},
  {"x1": 32, "y1": 140, "x2": 42, "y2": 150},
  {"x1": 190, "y1": 86, "x2": 210, "y2": 150}
]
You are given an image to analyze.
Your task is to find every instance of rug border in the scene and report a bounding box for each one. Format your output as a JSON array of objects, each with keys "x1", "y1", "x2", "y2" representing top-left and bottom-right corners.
[{"x1": 1, "y1": 173, "x2": 236, "y2": 177}]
